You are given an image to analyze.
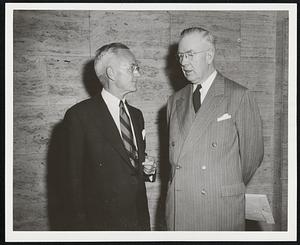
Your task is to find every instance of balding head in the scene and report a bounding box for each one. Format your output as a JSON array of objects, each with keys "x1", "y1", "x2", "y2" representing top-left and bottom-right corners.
[
  {"x1": 180, "y1": 27, "x2": 216, "y2": 50},
  {"x1": 94, "y1": 42, "x2": 130, "y2": 86}
]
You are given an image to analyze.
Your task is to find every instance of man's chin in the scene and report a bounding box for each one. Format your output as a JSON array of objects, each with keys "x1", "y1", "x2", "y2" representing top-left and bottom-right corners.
[
  {"x1": 184, "y1": 75, "x2": 196, "y2": 83},
  {"x1": 129, "y1": 87, "x2": 137, "y2": 92},
  {"x1": 184, "y1": 73, "x2": 195, "y2": 81}
]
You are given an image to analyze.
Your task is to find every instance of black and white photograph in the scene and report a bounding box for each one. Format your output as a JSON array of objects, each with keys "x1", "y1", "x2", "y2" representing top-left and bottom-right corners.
[{"x1": 4, "y1": 2, "x2": 297, "y2": 242}]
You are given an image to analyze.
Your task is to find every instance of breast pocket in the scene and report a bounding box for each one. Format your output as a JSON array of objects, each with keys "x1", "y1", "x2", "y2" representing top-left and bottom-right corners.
[{"x1": 209, "y1": 117, "x2": 237, "y2": 148}]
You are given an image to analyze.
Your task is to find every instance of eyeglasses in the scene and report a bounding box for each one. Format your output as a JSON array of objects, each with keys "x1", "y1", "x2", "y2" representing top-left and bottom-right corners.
[
  {"x1": 129, "y1": 63, "x2": 140, "y2": 74},
  {"x1": 176, "y1": 49, "x2": 210, "y2": 63}
]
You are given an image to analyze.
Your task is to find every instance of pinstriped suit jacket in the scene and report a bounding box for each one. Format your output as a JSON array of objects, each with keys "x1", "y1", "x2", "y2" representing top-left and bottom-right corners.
[{"x1": 166, "y1": 72, "x2": 264, "y2": 231}]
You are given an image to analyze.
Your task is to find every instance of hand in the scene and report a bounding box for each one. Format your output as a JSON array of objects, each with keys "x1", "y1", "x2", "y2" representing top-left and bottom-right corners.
[{"x1": 142, "y1": 155, "x2": 157, "y2": 175}]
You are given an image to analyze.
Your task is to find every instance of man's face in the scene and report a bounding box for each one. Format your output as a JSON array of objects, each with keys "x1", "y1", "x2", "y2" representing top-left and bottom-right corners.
[
  {"x1": 111, "y1": 49, "x2": 140, "y2": 95},
  {"x1": 177, "y1": 33, "x2": 211, "y2": 84}
]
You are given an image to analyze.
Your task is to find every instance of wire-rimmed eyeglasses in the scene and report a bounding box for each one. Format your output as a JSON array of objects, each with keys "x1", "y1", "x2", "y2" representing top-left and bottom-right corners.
[
  {"x1": 176, "y1": 49, "x2": 210, "y2": 63},
  {"x1": 129, "y1": 63, "x2": 140, "y2": 74}
]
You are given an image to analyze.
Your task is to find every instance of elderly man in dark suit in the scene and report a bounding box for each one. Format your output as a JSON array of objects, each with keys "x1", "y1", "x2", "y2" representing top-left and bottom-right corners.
[
  {"x1": 166, "y1": 27, "x2": 264, "y2": 231},
  {"x1": 63, "y1": 42, "x2": 156, "y2": 231}
]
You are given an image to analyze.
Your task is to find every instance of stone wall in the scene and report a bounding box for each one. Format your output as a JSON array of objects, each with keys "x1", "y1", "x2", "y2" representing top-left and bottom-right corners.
[{"x1": 13, "y1": 10, "x2": 288, "y2": 231}]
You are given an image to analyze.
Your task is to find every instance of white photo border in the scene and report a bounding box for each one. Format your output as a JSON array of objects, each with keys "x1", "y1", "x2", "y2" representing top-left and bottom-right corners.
[{"x1": 5, "y1": 2, "x2": 297, "y2": 242}]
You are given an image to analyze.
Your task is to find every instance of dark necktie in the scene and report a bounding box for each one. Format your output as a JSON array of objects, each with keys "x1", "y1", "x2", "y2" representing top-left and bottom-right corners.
[
  {"x1": 193, "y1": 84, "x2": 202, "y2": 113},
  {"x1": 119, "y1": 101, "x2": 138, "y2": 167}
]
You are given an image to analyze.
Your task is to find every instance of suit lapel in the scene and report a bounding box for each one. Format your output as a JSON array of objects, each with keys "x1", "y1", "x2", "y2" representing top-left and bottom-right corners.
[
  {"x1": 177, "y1": 73, "x2": 226, "y2": 163},
  {"x1": 192, "y1": 73, "x2": 226, "y2": 137},
  {"x1": 176, "y1": 84, "x2": 195, "y2": 141},
  {"x1": 89, "y1": 95, "x2": 133, "y2": 168},
  {"x1": 127, "y1": 105, "x2": 144, "y2": 167}
]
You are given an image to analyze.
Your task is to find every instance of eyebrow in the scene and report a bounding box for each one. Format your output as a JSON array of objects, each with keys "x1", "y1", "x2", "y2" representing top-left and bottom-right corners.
[{"x1": 177, "y1": 49, "x2": 194, "y2": 54}]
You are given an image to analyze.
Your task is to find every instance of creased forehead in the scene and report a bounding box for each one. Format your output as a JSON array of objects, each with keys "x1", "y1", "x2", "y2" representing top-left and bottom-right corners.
[
  {"x1": 178, "y1": 32, "x2": 211, "y2": 52},
  {"x1": 113, "y1": 49, "x2": 136, "y2": 65}
]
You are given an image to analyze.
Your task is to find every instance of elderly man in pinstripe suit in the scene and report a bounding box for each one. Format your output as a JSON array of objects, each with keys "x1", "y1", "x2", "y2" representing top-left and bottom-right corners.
[{"x1": 165, "y1": 27, "x2": 264, "y2": 231}]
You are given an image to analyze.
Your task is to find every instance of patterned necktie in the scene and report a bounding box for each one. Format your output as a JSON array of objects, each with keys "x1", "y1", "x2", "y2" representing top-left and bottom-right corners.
[
  {"x1": 119, "y1": 101, "x2": 138, "y2": 167},
  {"x1": 193, "y1": 84, "x2": 202, "y2": 113}
]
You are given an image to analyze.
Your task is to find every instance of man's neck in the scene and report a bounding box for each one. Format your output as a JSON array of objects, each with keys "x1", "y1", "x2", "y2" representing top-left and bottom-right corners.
[
  {"x1": 104, "y1": 86, "x2": 126, "y2": 101},
  {"x1": 195, "y1": 68, "x2": 216, "y2": 85}
]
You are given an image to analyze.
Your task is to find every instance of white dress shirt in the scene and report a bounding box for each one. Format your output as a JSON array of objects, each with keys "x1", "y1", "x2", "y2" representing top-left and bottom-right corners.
[
  {"x1": 193, "y1": 70, "x2": 217, "y2": 104},
  {"x1": 101, "y1": 88, "x2": 138, "y2": 149}
]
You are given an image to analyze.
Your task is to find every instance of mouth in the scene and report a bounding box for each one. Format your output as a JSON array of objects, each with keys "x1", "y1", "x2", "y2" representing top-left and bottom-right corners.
[{"x1": 183, "y1": 69, "x2": 193, "y2": 75}]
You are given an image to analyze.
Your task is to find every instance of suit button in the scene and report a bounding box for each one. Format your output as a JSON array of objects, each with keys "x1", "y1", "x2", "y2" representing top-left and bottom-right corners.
[
  {"x1": 99, "y1": 162, "x2": 103, "y2": 167},
  {"x1": 212, "y1": 142, "x2": 217, "y2": 147},
  {"x1": 171, "y1": 141, "x2": 175, "y2": 147},
  {"x1": 201, "y1": 165, "x2": 206, "y2": 170},
  {"x1": 175, "y1": 165, "x2": 182, "y2": 169},
  {"x1": 201, "y1": 189, "x2": 207, "y2": 195}
]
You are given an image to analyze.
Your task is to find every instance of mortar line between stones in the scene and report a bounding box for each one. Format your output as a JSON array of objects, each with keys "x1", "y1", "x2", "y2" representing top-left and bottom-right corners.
[
  {"x1": 167, "y1": 10, "x2": 172, "y2": 46},
  {"x1": 88, "y1": 10, "x2": 92, "y2": 58}
]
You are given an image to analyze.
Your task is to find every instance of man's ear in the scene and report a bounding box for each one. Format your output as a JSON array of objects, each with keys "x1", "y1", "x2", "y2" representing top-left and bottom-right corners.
[
  {"x1": 106, "y1": 66, "x2": 115, "y2": 81},
  {"x1": 206, "y1": 48, "x2": 215, "y2": 64}
]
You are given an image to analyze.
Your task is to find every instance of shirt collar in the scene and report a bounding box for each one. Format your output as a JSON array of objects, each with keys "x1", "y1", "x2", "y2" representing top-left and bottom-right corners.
[
  {"x1": 101, "y1": 88, "x2": 126, "y2": 107},
  {"x1": 193, "y1": 70, "x2": 217, "y2": 92}
]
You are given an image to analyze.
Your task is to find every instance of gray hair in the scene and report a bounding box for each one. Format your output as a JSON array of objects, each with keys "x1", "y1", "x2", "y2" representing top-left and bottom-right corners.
[
  {"x1": 180, "y1": 27, "x2": 216, "y2": 48},
  {"x1": 94, "y1": 42, "x2": 130, "y2": 84}
]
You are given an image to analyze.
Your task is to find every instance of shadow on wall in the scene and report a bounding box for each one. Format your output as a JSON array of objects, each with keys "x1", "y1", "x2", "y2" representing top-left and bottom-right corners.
[
  {"x1": 154, "y1": 105, "x2": 169, "y2": 230},
  {"x1": 47, "y1": 58, "x2": 102, "y2": 230},
  {"x1": 165, "y1": 43, "x2": 188, "y2": 92},
  {"x1": 82, "y1": 59, "x2": 102, "y2": 97},
  {"x1": 47, "y1": 121, "x2": 71, "y2": 230}
]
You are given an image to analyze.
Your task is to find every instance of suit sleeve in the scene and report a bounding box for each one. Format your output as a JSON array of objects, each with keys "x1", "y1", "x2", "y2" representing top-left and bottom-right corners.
[
  {"x1": 138, "y1": 109, "x2": 153, "y2": 182},
  {"x1": 137, "y1": 109, "x2": 146, "y2": 159},
  {"x1": 166, "y1": 97, "x2": 172, "y2": 126},
  {"x1": 235, "y1": 90, "x2": 264, "y2": 185},
  {"x1": 63, "y1": 108, "x2": 86, "y2": 227}
]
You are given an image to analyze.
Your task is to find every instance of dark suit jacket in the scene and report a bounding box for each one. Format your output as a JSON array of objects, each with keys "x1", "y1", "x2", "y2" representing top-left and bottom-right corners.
[{"x1": 63, "y1": 94, "x2": 150, "y2": 231}]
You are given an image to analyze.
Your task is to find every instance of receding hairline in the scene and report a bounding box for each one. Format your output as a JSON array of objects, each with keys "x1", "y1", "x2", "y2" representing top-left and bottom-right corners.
[
  {"x1": 180, "y1": 27, "x2": 216, "y2": 47},
  {"x1": 94, "y1": 42, "x2": 130, "y2": 64}
]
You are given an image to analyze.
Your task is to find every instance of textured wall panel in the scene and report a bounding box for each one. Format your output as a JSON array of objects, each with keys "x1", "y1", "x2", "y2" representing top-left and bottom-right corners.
[
  {"x1": 170, "y1": 11, "x2": 241, "y2": 61},
  {"x1": 127, "y1": 58, "x2": 172, "y2": 159},
  {"x1": 45, "y1": 56, "x2": 91, "y2": 105},
  {"x1": 13, "y1": 55, "x2": 48, "y2": 105},
  {"x1": 216, "y1": 59, "x2": 275, "y2": 89},
  {"x1": 14, "y1": 104, "x2": 49, "y2": 154},
  {"x1": 13, "y1": 154, "x2": 48, "y2": 230},
  {"x1": 128, "y1": 59, "x2": 172, "y2": 103},
  {"x1": 13, "y1": 10, "x2": 90, "y2": 56},
  {"x1": 280, "y1": 17, "x2": 288, "y2": 231},
  {"x1": 145, "y1": 180, "x2": 162, "y2": 230},
  {"x1": 241, "y1": 12, "x2": 276, "y2": 60},
  {"x1": 90, "y1": 11, "x2": 170, "y2": 59}
]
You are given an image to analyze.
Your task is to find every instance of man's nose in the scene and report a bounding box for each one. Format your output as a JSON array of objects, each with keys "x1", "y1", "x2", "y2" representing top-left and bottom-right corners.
[{"x1": 134, "y1": 70, "x2": 141, "y2": 77}]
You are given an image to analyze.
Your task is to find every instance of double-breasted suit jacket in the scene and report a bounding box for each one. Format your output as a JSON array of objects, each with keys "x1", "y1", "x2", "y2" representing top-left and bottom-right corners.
[
  {"x1": 63, "y1": 94, "x2": 150, "y2": 231},
  {"x1": 166, "y1": 72, "x2": 264, "y2": 231}
]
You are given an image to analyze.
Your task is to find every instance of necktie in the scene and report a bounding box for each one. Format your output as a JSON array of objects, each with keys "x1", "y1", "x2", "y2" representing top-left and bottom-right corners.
[
  {"x1": 193, "y1": 84, "x2": 202, "y2": 113},
  {"x1": 119, "y1": 101, "x2": 138, "y2": 167}
]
